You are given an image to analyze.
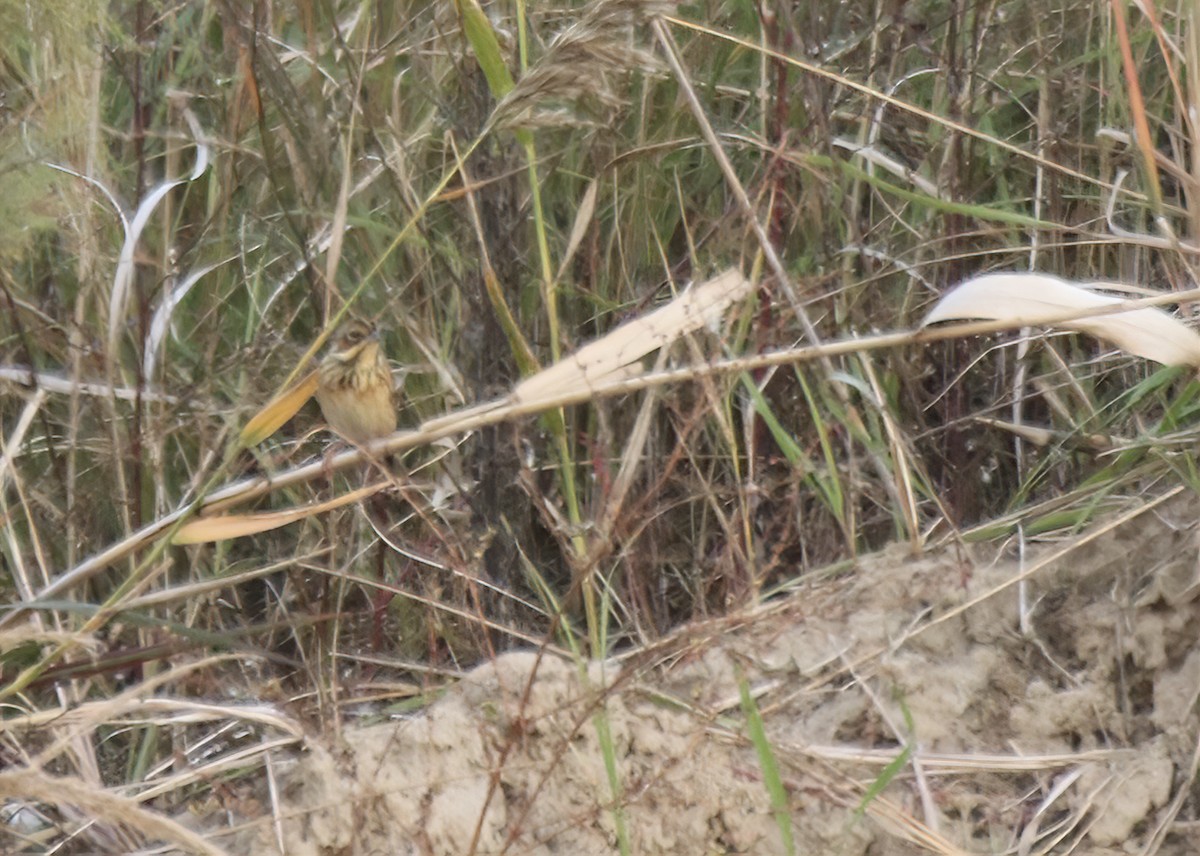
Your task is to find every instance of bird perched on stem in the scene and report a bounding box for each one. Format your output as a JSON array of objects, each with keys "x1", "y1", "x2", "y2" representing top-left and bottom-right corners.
[{"x1": 315, "y1": 320, "x2": 397, "y2": 445}]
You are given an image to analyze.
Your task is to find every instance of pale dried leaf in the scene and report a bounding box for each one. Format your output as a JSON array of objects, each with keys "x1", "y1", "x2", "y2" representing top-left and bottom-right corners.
[
  {"x1": 555, "y1": 179, "x2": 598, "y2": 282},
  {"x1": 144, "y1": 259, "x2": 228, "y2": 381},
  {"x1": 239, "y1": 371, "x2": 320, "y2": 447},
  {"x1": 108, "y1": 110, "x2": 210, "y2": 361},
  {"x1": 975, "y1": 417, "x2": 1117, "y2": 452},
  {"x1": 173, "y1": 481, "x2": 383, "y2": 544},
  {"x1": 923, "y1": 272, "x2": 1200, "y2": 366},
  {"x1": 974, "y1": 417, "x2": 1055, "y2": 447},
  {"x1": 513, "y1": 268, "x2": 752, "y2": 404}
]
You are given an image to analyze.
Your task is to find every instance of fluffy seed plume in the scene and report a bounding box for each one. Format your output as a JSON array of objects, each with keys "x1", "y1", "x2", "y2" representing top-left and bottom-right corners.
[{"x1": 493, "y1": 0, "x2": 674, "y2": 130}]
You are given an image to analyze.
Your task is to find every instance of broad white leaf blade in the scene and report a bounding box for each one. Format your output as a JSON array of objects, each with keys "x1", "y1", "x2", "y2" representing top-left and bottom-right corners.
[
  {"x1": 513, "y1": 268, "x2": 752, "y2": 404},
  {"x1": 923, "y1": 273, "x2": 1200, "y2": 366}
]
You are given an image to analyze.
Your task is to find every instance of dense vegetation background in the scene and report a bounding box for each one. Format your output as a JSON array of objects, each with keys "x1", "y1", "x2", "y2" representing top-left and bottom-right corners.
[{"x1": 2, "y1": 0, "x2": 1199, "y2": 851}]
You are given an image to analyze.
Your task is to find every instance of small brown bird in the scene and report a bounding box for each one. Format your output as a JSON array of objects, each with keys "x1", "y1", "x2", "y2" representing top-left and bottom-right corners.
[{"x1": 315, "y1": 320, "x2": 397, "y2": 445}]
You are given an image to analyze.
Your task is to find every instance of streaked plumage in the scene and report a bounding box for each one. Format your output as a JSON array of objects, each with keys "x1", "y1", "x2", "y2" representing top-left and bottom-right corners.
[{"x1": 315, "y1": 320, "x2": 397, "y2": 444}]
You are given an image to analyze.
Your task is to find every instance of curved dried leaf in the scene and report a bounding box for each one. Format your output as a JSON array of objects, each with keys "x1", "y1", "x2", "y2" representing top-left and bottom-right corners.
[
  {"x1": 173, "y1": 482, "x2": 385, "y2": 545},
  {"x1": 239, "y1": 371, "x2": 319, "y2": 447},
  {"x1": 556, "y1": 179, "x2": 598, "y2": 282},
  {"x1": 108, "y1": 111, "x2": 210, "y2": 361},
  {"x1": 923, "y1": 272, "x2": 1200, "y2": 366}
]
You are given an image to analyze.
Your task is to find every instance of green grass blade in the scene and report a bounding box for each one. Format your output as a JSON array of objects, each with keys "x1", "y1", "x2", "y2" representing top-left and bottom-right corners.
[
  {"x1": 737, "y1": 670, "x2": 795, "y2": 855},
  {"x1": 454, "y1": 0, "x2": 515, "y2": 98}
]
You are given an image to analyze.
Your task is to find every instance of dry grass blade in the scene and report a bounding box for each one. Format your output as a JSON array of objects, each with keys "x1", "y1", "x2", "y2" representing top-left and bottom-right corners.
[
  {"x1": 0, "y1": 767, "x2": 230, "y2": 856},
  {"x1": 858, "y1": 790, "x2": 970, "y2": 856},
  {"x1": 238, "y1": 370, "x2": 320, "y2": 447},
  {"x1": 555, "y1": 179, "x2": 598, "y2": 283},
  {"x1": 143, "y1": 259, "x2": 231, "y2": 382},
  {"x1": 923, "y1": 272, "x2": 1200, "y2": 366},
  {"x1": 172, "y1": 481, "x2": 386, "y2": 544},
  {"x1": 1, "y1": 388, "x2": 47, "y2": 492},
  {"x1": 106, "y1": 108, "x2": 210, "y2": 368},
  {"x1": 513, "y1": 268, "x2": 752, "y2": 404},
  {"x1": 799, "y1": 744, "x2": 1131, "y2": 771},
  {"x1": 974, "y1": 417, "x2": 1119, "y2": 452},
  {"x1": 0, "y1": 655, "x2": 245, "y2": 734},
  {"x1": 973, "y1": 416, "x2": 1056, "y2": 447},
  {"x1": 0, "y1": 367, "x2": 179, "y2": 403}
]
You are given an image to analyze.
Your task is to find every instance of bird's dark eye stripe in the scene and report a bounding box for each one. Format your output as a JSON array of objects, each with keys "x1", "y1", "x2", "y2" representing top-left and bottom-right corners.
[{"x1": 333, "y1": 323, "x2": 376, "y2": 349}]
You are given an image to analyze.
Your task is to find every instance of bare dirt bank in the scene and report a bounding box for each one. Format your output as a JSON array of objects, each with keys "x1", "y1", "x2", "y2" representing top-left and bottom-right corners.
[{"x1": 213, "y1": 491, "x2": 1200, "y2": 855}]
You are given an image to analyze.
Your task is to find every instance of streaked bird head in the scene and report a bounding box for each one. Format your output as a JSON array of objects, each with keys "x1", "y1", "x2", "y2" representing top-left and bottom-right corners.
[{"x1": 327, "y1": 320, "x2": 380, "y2": 365}]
